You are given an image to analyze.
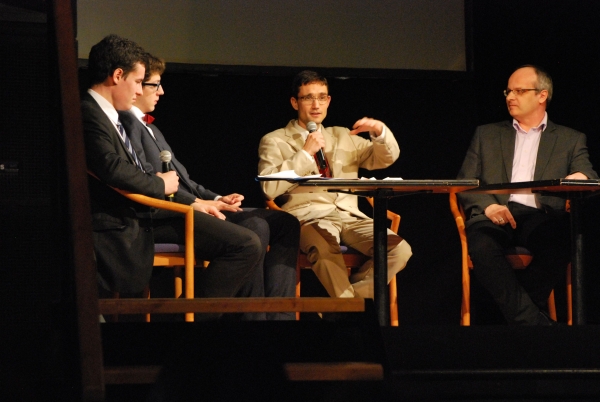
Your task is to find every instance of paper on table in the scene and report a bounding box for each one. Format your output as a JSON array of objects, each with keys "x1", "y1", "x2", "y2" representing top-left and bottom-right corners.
[
  {"x1": 360, "y1": 177, "x2": 404, "y2": 180},
  {"x1": 257, "y1": 170, "x2": 323, "y2": 180}
]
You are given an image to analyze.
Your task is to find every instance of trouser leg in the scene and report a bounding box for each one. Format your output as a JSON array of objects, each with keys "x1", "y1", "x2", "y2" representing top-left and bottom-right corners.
[
  {"x1": 512, "y1": 204, "x2": 570, "y2": 309},
  {"x1": 341, "y1": 215, "x2": 412, "y2": 299},
  {"x1": 153, "y1": 212, "x2": 263, "y2": 307},
  {"x1": 467, "y1": 220, "x2": 539, "y2": 325},
  {"x1": 300, "y1": 218, "x2": 354, "y2": 298}
]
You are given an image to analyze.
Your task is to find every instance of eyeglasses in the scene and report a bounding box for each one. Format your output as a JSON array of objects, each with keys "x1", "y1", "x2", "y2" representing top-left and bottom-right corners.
[
  {"x1": 503, "y1": 88, "x2": 539, "y2": 97},
  {"x1": 142, "y1": 82, "x2": 162, "y2": 92},
  {"x1": 297, "y1": 94, "x2": 329, "y2": 105}
]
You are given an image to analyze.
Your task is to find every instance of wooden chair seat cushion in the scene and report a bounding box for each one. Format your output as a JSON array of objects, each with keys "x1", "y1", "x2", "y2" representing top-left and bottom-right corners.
[{"x1": 154, "y1": 243, "x2": 185, "y2": 253}]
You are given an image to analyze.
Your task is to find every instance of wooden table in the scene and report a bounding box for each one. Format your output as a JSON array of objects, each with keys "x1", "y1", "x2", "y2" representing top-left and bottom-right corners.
[
  {"x1": 295, "y1": 179, "x2": 480, "y2": 326},
  {"x1": 467, "y1": 179, "x2": 600, "y2": 325}
]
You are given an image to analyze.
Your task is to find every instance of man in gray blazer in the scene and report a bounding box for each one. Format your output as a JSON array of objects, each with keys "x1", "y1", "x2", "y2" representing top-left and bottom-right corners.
[{"x1": 457, "y1": 65, "x2": 597, "y2": 325}]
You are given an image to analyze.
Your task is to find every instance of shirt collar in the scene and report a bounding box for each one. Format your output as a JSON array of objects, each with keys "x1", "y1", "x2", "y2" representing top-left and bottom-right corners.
[
  {"x1": 294, "y1": 120, "x2": 321, "y2": 140},
  {"x1": 129, "y1": 105, "x2": 146, "y2": 124},
  {"x1": 513, "y1": 112, "x2": 548, "y2": 133},
  {"x1": 88, "y1": 89, "x2": 120, "y2": 125}
]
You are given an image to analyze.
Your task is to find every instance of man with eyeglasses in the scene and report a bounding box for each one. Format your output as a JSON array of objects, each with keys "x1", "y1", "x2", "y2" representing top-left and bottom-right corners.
[
  {"x1": 119, "y1": 54, "x2": 300, "y2": 320},
  {"x1": 457, "y1": 65, "x2": 597, "y2": 325},
  {"x1": 258, "y1": 70, "x2": 412, "y2": 301},
  {"x1": 83, "y1": 37, "x2": 265, "y2": 320}
]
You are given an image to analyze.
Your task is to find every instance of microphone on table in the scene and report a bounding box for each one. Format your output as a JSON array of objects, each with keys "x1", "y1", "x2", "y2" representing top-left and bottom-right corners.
[
  {"x1": 160, "y1": 150, "x2": 175, "y2": 201},
  {"x1": 307, "y1": 121, "x2": 327, "y2": 170}
]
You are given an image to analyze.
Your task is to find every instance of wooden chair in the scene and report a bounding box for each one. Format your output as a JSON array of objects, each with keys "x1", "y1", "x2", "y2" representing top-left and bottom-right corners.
[
  {"x1": 87, "y1": 171, "x2": 198, "y2": 322},
  {"x1": 265, "y1": 198, "x2": 400, "y2": 326},
  {"x1": 108, "y1": 190, "x2": 198, "y2": 322},
  {"x1": 449, "y1": 192, "x2": 572, "y2": 326}
]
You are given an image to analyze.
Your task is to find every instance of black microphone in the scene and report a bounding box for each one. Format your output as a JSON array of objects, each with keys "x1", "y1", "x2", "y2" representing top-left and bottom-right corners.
[
  {"x1": 307, "y1": 121, "x2": 327, "y2": 170},
  {"x1": 159, "y1": 150, "x2": 174, "y2": 201}
]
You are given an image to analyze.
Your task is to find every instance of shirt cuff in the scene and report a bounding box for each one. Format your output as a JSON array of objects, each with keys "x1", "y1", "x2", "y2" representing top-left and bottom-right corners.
[
  {"x1": 301, "y1": 149, "x2": 313, "y2": 160},
  {"x1": 370, "y1": 126, "x2": 386, "y2": 142}
]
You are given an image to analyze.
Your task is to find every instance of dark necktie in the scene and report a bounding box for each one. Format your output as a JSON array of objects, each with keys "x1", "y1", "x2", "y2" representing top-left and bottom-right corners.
[
  {"x1": 314, "y1": 153, "x2": 332, "y2": 178},
  {"x1": 116, "y1": 121, "x2": 145, "y2": 171},
  {"x1": 143, "y1": 114, "x2": 155, "y2": 124}
]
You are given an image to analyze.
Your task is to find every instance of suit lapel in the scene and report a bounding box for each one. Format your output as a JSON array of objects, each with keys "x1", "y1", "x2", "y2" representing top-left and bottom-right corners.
[
  {"x1": 534, "y1": 121, "x2": 557, "y2": 180},
  {"x1": 500, "y1": 122, "x2": 516, "y2": 181},
  {"x1": 284, "y1": 124, "x2": 306, "y2": 152},
  {"x1": 149, "y1": 124, "x2": 198, "y2": 196}
]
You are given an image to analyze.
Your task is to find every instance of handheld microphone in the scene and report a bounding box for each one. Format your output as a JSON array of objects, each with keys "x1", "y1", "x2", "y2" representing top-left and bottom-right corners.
[
  {"x1": 307, "y1": 121, "x2": 327, "y2": 169},
  {"x1": 159, "y1": 150, "x2": 175, "y2": 201}
]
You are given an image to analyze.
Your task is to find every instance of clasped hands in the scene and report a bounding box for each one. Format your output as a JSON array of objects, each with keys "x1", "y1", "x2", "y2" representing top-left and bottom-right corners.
[
  {"x1": 303, "y1": 117, "x2": 384, "y2": 156},
  {"x1": 484, "y1": 172, "x2": 588, "y2": 228},
  {"x1": 192, "y1": 193, "x2": 244, "y2": 220}
]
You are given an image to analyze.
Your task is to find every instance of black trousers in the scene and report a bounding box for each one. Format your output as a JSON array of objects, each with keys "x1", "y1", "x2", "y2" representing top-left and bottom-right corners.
[
  {"x1": 225, "y1": 208, "x2": 300, "y2": 320},
  {"x1": 152, "y1": 210, "x2": 262, "y2": 300},
  {"x1": 153, "y1": 207, "x2": 299, "y2": 320},
  {"x1": 466, "y1": 202, "x2": 570, "y2": 325}
]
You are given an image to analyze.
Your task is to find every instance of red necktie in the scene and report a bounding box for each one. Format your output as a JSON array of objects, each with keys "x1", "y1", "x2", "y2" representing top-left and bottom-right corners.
[
  {"x1": 314, "y1": 154, "x2": 332, "y2": 178},
  {"x1": 143, "y1": 114, "x2": 155, "y2": 124}
]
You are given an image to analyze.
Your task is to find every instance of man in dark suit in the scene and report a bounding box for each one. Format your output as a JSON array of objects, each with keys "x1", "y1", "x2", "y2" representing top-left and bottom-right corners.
[
  {"x1": 82, "y1": 35, "x2": 263, "y2": 314},
  {"x1": 457, "y1": 65, "x2": 598, "y2": 325},
  {"x1": 119, "y1": 54, "x2": 300, "y2": 320}
]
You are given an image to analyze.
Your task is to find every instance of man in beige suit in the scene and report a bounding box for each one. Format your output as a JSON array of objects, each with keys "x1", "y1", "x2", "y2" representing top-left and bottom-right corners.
[{"x1": 258, "y1": 70, "x2": 412, "y2": 299}]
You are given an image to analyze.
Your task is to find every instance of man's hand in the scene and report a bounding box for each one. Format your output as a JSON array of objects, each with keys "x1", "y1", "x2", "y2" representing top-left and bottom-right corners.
[
  {"x1": 194, "y1": 198, "x2": 242, "y2": 213},
  {"x1": 220, "y1": 193, "x2": 244, "y2": 207},
  {"x1": 565, "y1": 172, "x2": 588, "y2": 180},
  {"x1": 156, "y1": 171, "x2": 179, "y2": 195},
  {"x1": 485, "y1": 203, "x2": 516, "y2": 229},
  {"x1": 303, "y1": 129, "x2": 325, "y2": 156},
  {"x1": 349, "y1": 117, "x2": 384, "y2": 137},
  {"x1": 191, "y1": 200, "x2": 226, "y2": 219}
]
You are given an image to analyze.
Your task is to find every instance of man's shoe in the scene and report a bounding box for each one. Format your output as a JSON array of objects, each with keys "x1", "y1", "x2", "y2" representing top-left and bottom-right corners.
[{"x1": 536, "y1": 310, "x2": 562, "y2": 326}]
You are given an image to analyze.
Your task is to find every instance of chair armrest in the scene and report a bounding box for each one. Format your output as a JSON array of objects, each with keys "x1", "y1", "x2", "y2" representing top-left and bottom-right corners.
[
  {"x1": 265, "y1": 198, "x2": 282, "y2": 211},
  {"x1": 449, "y1": 193, "x2": 466, "y2": 234},
  {"x1": 116, "y1": 190, "x2": 193, "y2": 214},
  {"x1": 267, "y1": 197, "x2": 401, "y2": 234}
]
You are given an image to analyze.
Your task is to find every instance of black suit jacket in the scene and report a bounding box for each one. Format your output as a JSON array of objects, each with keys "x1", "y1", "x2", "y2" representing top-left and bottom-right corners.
[
  {"x1": 119, "y1": 110, "x2": 220, "y2": 205},
  {"x1": 457, "y1": 119, "x2": 598, "y2": 227},
  {"x1": 82, "y1": 93, "x2": 165, "y2": 293}
]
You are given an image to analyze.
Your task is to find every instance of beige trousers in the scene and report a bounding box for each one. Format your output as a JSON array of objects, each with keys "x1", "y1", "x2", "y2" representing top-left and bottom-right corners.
[{"x1": 300, "y1": 210, "x2": 412, "y2": 298}]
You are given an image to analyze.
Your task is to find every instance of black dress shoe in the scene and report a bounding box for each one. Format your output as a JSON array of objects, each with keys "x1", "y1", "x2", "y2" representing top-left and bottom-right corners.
[{"x1": 536, "y1": 310, "x2": 561, "y2": 326}]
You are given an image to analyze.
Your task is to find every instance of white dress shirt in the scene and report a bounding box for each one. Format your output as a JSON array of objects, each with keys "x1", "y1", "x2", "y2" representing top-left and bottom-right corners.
[{"x1": 509, "y1": 112, "x2": 548, "y2": 208}]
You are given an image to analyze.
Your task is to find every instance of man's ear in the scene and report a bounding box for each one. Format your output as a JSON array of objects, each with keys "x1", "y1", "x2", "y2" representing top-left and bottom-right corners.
[
  {"x1": 111, "y1": 68, "x2": 124, "y2": 84},
  {"x1": 290, "y1": 96, "x2": 299, "y2": 111},
  {"x1": 538, "y1": 89, "x2": 549, "y2": 104}
]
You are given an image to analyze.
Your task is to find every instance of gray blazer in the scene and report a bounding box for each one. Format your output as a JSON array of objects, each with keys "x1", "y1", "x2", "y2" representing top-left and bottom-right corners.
[{"x1": 457, "y1": 119, "x2": 598, "y2": 227}]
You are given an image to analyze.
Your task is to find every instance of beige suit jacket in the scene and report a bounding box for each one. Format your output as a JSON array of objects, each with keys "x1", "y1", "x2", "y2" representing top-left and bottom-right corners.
[{"x1": 258, "y1": 120, "x2": 400, "y2": 223}]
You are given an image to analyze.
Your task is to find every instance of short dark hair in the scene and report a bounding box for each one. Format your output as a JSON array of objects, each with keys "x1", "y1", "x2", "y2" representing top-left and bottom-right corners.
[
  {"x1": 292, "y1": 70, "x2": 328, "y2": 98},
  {"x1": 144, "y1": 54, "x2": 166, "y2": 81},
  {"x1": 87, "y1": 34, "x2": 147, "y2": 87}
]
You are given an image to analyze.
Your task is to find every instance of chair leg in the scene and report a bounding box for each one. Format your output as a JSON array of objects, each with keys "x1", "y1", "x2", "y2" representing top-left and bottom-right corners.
[
  {"x1": 389, "y1": 276, "x2": 399, "y2": 326},
  {"x1": 547, "y1": 290, "x2": 557, "y2": 321},
  {"x1": 295, "y1": 265, "x2": 302, "y2": 321},
  {"x1": 567, "y1": 263, "x2": 572, "y2": 326},
  {"x1": 461, "y1": 261, "x2": 471, "y2": 326},
  {"x1": 142, "y1": 287, "x2": 151, "y2": 323},
  {"x1": 173, "y1": 266, "x2": 183, "y2": 298}
]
